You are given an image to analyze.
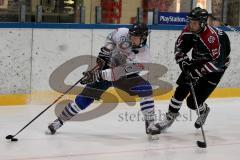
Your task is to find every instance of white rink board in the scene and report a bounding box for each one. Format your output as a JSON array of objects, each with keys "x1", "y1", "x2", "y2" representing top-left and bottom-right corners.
[
  {"x1": 31, "y1": 29, "x2": 93, "y2": 92},
  {"x1": 0, "y1": 28, "x2": 239, "y2": 95},
  {"x1": 0, "y1": 28, "x2": 32, "y2": 94}
]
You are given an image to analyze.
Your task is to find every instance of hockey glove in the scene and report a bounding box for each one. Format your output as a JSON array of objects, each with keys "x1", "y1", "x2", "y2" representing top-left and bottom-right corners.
[
  {"x1": 181, "y1": 61, "x2": 201, "y2": 84},
  {"x1": 96, "y1": 47, "x2": 112, "y2": 69},
  {"x1": 177, "y1": 55, "x2": 191, "y2": 71},
  {"x1": 80, "y1": 70, "x2": 103, "y2": 85}
]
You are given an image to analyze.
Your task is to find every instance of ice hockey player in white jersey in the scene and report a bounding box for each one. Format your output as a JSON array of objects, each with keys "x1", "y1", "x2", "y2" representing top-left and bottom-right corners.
[{"x1": 48, "y1": 23, "x2": 156, "y2": 136}]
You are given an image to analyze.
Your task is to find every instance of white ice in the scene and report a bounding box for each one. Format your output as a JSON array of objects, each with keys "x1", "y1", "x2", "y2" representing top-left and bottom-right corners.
[{"x1": 1, "y1": 98, "x2": 240, "y2": 160}]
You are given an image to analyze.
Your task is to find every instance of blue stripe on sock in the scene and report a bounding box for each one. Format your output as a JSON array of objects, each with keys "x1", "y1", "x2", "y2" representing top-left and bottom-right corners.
[
  {"x1": 65, "y1": 107, "x2": 75, "y2": 116},
  {"x1": 68, "y1": 104, "x2": 78, "y2": 114},
  {"x1": 140, "y1": 100, "x2": 154, "y2": 106},
  {"x1": 141, "y1": 105, "x2": 154, "y2": 111}
]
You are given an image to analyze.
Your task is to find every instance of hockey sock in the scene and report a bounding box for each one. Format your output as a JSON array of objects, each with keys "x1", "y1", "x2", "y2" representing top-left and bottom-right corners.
[
  {"x1": 140, "y1": 96, "x2": 155, "y2": 122},
  {"x1": 198, "y1": 103, "x2": 207, "y2": 115},
  {"x1": 168, "y1": 96, "x2": 183, "y2": 113},
  {"x1": 59, "y1": 101, "x2": 82, "y2": 122}
]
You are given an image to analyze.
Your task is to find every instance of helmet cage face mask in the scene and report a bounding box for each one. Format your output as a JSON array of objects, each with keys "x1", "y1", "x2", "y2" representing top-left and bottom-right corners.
[{"x1": 129, "y1": 23, "x2": 149, "y2": 48}]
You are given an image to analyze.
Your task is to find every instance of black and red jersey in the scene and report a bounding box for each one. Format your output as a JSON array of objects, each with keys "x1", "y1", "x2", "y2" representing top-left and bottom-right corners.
[{"x1": 175, "y1": 25, "x2": 231, "y2": 76}]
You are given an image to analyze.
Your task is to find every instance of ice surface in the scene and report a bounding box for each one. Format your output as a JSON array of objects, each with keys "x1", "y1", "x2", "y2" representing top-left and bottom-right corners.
[{"x1": 1, "y1": 98, "x2": 240, "y2": 160}]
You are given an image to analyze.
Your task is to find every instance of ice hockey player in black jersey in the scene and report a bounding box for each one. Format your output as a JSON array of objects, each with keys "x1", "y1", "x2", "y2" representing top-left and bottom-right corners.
[{"x1": 148, "y1": 7, "x2": 231, "y2": 135}]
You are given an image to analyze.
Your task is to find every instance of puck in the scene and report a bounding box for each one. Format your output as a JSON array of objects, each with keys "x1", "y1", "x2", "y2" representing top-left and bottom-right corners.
[{"x1": 11, "y1": 138, "x2": 18, "y2": 142}]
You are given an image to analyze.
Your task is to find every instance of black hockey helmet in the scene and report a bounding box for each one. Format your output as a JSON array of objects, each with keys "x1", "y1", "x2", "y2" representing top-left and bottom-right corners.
[
  {"x1": 188, "y1": 7, "x2": 208, "y2": 28},
  {"x1": 129, "y1": 23, "x2": 149, "y2": 48}
]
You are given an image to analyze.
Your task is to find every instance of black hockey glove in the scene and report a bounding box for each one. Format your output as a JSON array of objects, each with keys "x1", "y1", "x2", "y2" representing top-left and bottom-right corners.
[
  {"x1": 96, "y1": 47, "x2": 112, "y2": 69},
  {"x1": 181, "y1": 61, "x2": 200, "y2": 84},
  {"x1": 181, "y1": 60, "x2": 194, "y2": 73},
  {"x1": 80, "y1": 70, "x2": 103, "y2": 85},
  {"x1": 175, "y1": 52, "x2": 191, "y2": 72}
]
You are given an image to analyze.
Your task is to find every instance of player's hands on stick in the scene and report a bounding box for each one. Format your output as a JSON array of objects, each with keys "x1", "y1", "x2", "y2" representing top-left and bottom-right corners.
[
  {"x1": 80, "y1": 70, "x2": 102, "y2": 85},
  {"x1": 177, "y1": 54, "x2": 200, "y2": 81},
  {"x1": 97, "y1": 47, "x2": 112, "y2": 68},
  {"x1": 181, "y1": 61, "x2": 200, "y2": 84}
]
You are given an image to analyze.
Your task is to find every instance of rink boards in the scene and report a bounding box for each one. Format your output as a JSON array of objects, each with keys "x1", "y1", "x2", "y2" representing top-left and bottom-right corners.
[{"x1": 0, "y1": 24, "x2": 239, "y2": 105}]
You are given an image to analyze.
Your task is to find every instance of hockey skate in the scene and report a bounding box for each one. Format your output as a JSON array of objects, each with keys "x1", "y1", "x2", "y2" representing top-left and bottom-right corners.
[
  {"x1": 145, "y1": 120, "x2": 155, "y2": 134},
  {"x1": 144, "y1": 113, "x2": 156, "y2": 134},
  {"x1": 48, "y1": 118, "x2": 63, "y2": 135},
  {"x1": 195, "y1": 104, "x2": 210, "y2": 129},
  {"x1": 145, "y1": 121, "x2": 161, "y2": 140},
  {"x1": 148, "y1": 112, "x2": 180, "y2": 135}
]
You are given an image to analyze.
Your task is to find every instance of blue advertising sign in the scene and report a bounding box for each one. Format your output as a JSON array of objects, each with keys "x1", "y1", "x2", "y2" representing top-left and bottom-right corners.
[{"x1": 158, "y1": 12, "x2": 188, "y2": 25}]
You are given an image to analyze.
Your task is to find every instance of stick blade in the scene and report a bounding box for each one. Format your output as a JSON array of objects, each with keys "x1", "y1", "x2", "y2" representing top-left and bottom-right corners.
[
  {"x1": 197, "y1": 141, "x2": 207, "y2": 148},
  {"x1": 6, "y1": 135, "x2": 14, "y2": 140}
]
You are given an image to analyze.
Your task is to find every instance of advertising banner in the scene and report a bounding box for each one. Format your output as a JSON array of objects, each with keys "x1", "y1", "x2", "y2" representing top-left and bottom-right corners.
[{"x1": 158, "y1": 12, "x2": 188, "y2": 25}]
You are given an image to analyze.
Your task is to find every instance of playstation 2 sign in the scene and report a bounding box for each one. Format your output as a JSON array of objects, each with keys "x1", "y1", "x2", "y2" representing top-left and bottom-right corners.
[{"x1": 158, "y1": 12, "x2": 188, "y2": 25}]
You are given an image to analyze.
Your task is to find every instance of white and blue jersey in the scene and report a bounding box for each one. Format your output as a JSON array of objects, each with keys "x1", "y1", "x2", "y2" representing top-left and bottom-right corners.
[
  {"x1": 58, "y1": 27, "x2": 156, "y2": 126},
  {"x1": 104, "y1": 28, "x2": 152, "y2": 65}
]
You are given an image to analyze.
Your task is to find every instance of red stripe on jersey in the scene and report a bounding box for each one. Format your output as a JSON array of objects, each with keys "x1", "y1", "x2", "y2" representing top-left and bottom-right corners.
[
  {"x1": 175, "y1": 26, "x2": 192, "y2": 61},
  {"x1": 200, "y1": 26, "x2": 220, "y2": 60},
  {"x1": 182, "y1": 25, "x2": 191, "y2": 32},
  {"x1": 176, "y1": 26, "x2": 189, "y2": 46}
]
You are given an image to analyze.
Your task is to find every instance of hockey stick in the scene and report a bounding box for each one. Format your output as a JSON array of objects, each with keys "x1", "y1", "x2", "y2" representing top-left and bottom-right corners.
[
  {"x1": 6, "y1": 65, "x2": 100, "y2": 141},
  {"x1": 5, "y1": 79, "x2": 82, "y2": 142},
  {"x1": 6, "y1": 65, "x2": 100, "y2": 142},
  {"x1": 189, "y1": 81, "x2": 207, "y2": 148}
]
